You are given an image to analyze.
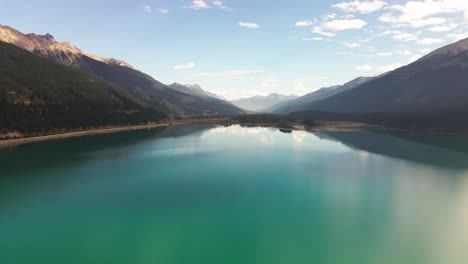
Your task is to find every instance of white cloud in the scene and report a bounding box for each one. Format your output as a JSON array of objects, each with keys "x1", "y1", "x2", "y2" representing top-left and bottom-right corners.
[
  {"x1": 159, "y1": 8, "x2": 169, "y2": 14},
  {"x1": 376, "y1": 30, "x2": 402, "y2": 36},
  {"x1": 321, "y1": 19, "x2": 367, "y2": 31},
  {"x1": 239, "y1": 22, "x2": 260, "y2": 29},
  {"x1": 185, "y1": 0, "x2": 210, "y2": 10},
  {"x1": 408, "y1": 54, "x2": 424, "y2": 63},
  {"x1": 417, "y1": 37, "x2": 445, "y2": 45},
  {"x1": 211, "y1": 0, "x2": 231, "y2": 11},
  {"x1": 173, "y1": 62, "x2": 196, "y2": 70},
  {"x1": 356, "y1": 64, "x2": 373, "y2": 71},
  {"x1": 376, "y1": 52, "x2": 393, "y2": 56},
  {"x1": 143, "y1": 5, "x2": 152, "y2": 13},
  {"x1": 302, "y1": 37, "x2": 324, "y2": 41},
  {"x1": 409, "y1": 17, "x2": 446, "y2": 28},
  {"x1": 324, "y1": 13, "x2": 338, "y2": 20},
  {"x1": 312, "y1": 26, "x2": 336, "y2": 37},
  {"x1": 377, "y1": 63, "x2": 404, "y2": 73},
  {"x1": 429, "y1": 23, "x2": 457, "y2": 32},
  {"x1": 379, "y1": 0, "x2": 468, "y2": 27},
  {"x1": 190, "y1": 70, "x2": 265, "y2": 78},
  {"x1": 333, "y1": 0, "x2": 388, "y2": 13},
  {"x1": 344, "y1": 42, "x2": 361, "y2": 48},
  {"x1": 393, "y1": 32, "x2": 418, "y2": 41},
  {"x1": 397, "y1": 49, "x2": 412, "y2": 56},
  {"x1": 295, "y1": 19, "x2": 317, "y2": 27},
  {"x1": 373, "y1": 50, "x2": 412, "y2": 57},
  {"x1": 185, "y1": 0, "x2": 231, "y2": 11},
  {"x1": 447, "y1": 32, "x2": 468, "y2": 40}
]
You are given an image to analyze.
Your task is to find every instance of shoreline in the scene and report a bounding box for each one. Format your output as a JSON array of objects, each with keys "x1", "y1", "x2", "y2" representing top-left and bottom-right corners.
[
  {"x1": 0, "y1": 119, "x2": 365, "y2": 148},
  {"x1": 0, "y1": 123, "x2": 172, "y2": 148},
  {"x1": 0, "y1": 117, "x2": 236, "y2": 148},
  {"x1": 1, "y1": 118, "x2": 461, "y2": 148}
]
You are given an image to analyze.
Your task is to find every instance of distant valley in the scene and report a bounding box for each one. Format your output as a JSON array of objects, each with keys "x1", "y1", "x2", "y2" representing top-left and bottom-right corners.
[{"x1": 231, "y1": 94, "x2": 298, "y2": 112}]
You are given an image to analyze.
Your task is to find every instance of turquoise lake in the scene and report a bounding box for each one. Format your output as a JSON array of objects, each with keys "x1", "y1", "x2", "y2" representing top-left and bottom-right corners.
[{"x1": 1, "y1": 124, "x2": 468, "y2": 264}]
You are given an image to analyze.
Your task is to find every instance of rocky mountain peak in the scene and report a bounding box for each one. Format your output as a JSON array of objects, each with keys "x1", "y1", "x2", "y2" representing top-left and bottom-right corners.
[
  {"x1": 34, "y1": 33, "x2": 56, "y2": 42},
  {"x1": 0, "y1": 25, "x2": 134, "y2": 69}
]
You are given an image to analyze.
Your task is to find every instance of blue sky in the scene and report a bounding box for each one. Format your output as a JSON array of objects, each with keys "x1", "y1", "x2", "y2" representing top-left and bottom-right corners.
[{"x1": 1, "y1": 0, "x2": 467, "y2": 99}]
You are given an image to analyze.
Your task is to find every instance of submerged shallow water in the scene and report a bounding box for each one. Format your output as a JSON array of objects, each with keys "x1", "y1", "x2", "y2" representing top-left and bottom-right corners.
[{"x1": 1, "y1": 125, "x2": 468, "y2": 264}]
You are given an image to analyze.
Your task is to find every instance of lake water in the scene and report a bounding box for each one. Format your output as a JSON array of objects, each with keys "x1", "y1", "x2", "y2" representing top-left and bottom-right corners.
[{"x1": 1, "y1": 124, "x2": 468, "y2": 264}]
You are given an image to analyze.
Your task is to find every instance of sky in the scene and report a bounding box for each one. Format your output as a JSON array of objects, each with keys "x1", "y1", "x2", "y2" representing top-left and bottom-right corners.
[{"x1": 0, "y1": 0, "x2": 467, "y2": 100}]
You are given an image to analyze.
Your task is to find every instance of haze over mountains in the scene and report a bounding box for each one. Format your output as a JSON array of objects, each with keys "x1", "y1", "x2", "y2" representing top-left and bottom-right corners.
[
  {"x1": 231, "y1": 94, "x2": 298, "y2": 112},
  {"x1": 267, "y1": 77, "x2": 375, "y2": 113},
  {"x1": 168, "y1": 83, "x2": 225, "y2": 100}
]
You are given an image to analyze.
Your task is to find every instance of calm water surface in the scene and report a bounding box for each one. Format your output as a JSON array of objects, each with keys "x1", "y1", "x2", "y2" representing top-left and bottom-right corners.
[{"x1": 1, "y1": 125, "x2": 468, "y2": 264}]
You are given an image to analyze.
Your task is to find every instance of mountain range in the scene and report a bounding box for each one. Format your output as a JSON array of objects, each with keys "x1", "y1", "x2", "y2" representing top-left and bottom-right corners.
[
  {"x1": 0, "y1": 41, "x2": 165, "y2": 134},
  {"x1": 231, "y1": 93, "x2": 298, "y2": 112},
  {"x1": 267, "y1": 77, "x2": 375, "y2": 113},
  {"x1": 168, "y1": 83, "x2": 225, "y2": 100},
  {"x1": 2, "y1": 23, "x2": 468, "y2": 133},
  {"x1": 277, "y1": 37, "x2": 468, "y2": 131},
  {"x1": 0, "y1": 25, "x2": 244, "y2": 134},
  {"x1": 306, "y1": 38, "x2": 468, "y2": 114},
  {"x1": 0, "y1": 25, "x2": 243, "y2": 116}
]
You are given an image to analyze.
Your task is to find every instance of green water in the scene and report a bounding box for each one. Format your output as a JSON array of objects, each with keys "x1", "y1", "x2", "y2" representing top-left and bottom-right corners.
[{"x1": 1, "y1": 125, "x2": 468, "y2": 264}]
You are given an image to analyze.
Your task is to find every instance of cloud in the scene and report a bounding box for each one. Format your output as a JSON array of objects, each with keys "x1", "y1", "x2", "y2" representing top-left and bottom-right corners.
[
  {"x1": 312, "y1": 26, "x2": 336, "y2": 37},
  {"x1": 185, "y1": 0, "x2": 210, "y2": 10},
  {"x1": 344, "y1": 42, "x2": 361, "y2": 48},
  {"x1": 447, "y1": 32, "x2": 468, "y2": 40},
  {"x1": 377, "y1": 63, "x2": 404, "y2": 73},
  {"x1": 420, "y1": 48, "x2": 431, "y2": 53},
  {"x1": 416, "y1": 37, "x2": 445, "y2": 45},
  {"x1": 293, "y1": 77, "x2": 329, "y2": 95},
  {"x1": 408, "y1": 54, "x2": 424, "y2": 63},
  {"x1": 321, "y1": 19, "x2": 367, "y2": 31},
  {"x1": 295, "y1": 19, "x2": 317, "y2": 27},
  {"x1": 324, "y1": 13, "x2": 338, "y2": 20},
  {"x1": 143, "y1": 5, "x2": 152, "y2": 13},
  {"x1": 429, "y1": 23, "x2": 457, "y2": 32},
  {"x1": 173, "y1": 62, "x2": 196, "y2": 70},
  {"x1": 159, "y1": 8, "x2": 169, "y2": 14},
  {"x1": 211, "y1": 0, "x2": 231, "y2": 11},
  {"x1": 333, "y1": 0, "x2": 388, "y2": 13},
  {"x1": 376, "y1": 52, "x2": 393, "y2": 56},
  {"x1": 393, "y1": 32, "x2": 418, "y2": 41},
  {"x1": 357, "y1": 62, "x2": 407, "y2": 73},
  {"x1": 302, "y1": 37, "x2": 324, "y2": 41},
  {"x1": 185, "y1": 0, "x2": 231, "y2": 11},
  {"x1": 372, "y1": 50, "x2": 412, "y2": 57},
  {"x1": 409, "y1": 17, "x2": 446, "y2": 27},
  {"x1": 190, "y1": 70, "x2": 265, "y2": 78},
  {"x1": 376, "y1": 30, "x2": 402, "y2": 36},
  {"x1": 239, "y1": 22, "x2": 260, "y2": 29},
  {"x1": 355, "y1": 64, "x2": 373, "y2": 71},
  {"x1": 379, "y1": 0, "x2": 468, "y2": 27}
]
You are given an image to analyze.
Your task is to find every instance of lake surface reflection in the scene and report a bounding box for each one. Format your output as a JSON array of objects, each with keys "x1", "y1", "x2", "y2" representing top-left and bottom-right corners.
[{"x1": 1, "y1": 125, "x2": 468, "y2": 264}]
